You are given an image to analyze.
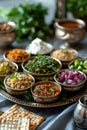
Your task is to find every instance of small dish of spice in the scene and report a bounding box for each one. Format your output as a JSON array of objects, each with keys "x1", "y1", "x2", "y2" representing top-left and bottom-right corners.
[{"x1": 3, "y1": 48, "x2": 30, "y2": 65}]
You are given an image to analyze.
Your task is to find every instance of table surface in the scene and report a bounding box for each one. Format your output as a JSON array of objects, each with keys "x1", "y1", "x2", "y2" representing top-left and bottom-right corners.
[
  {"x1": 0, "y1": 36, "x2": 87, "y2": 130},
  {"x1": 0, "y1": 1, "x2": 87, "y2": 130}
]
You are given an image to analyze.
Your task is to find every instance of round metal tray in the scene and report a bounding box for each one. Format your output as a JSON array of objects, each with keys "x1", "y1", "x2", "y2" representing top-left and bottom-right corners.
[{"x1": 0, "y1": 86, "x2": 87, "y2": 108}]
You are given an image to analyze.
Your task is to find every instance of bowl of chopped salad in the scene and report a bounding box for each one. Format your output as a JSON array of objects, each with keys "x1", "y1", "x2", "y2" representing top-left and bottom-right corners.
[
  {"x1": 21, "y1": 55, "x2": 62, "y2": 81},
  {"x1": 68, "y1": 58, "x2": 87, "y2": 75},
  {"x1": 0, "y1": 60, "x2": 18, "y2": 80}
]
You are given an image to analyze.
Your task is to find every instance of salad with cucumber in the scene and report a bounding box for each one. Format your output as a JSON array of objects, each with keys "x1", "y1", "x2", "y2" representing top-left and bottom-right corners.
[{"x1": 69, "y1": 58, "x2": 87, "y2": 74}]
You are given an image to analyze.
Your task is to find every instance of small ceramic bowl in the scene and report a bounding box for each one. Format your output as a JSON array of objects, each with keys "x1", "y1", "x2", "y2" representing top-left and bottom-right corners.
[
  {"x1": 31, "y1": 81, "x2": 62, "y2": 103},
  {"x1": 0, "y1": 21, "x2": 16, "y2": 47},
  {"x1": 4, "y1": 72, "x2": 35, "y2": 95},
  {"x1": 0, "y1": 60, "x2": 18, "y2": 80},
  {"x1": 21, "y1": 55, "x2": 62, "y2": 81},
  {"x1": 3, "y1": 48, "x2": 30, "y2": 66},
  {"x1": 51, "y1": 48, "x2": 78, "y2": 67},
  {"x1": 54, "y1": 69, "x2": 87, "y2": 92},
  {"x1": 68, "y1": 58, "x2": 87, "y2": 75}
]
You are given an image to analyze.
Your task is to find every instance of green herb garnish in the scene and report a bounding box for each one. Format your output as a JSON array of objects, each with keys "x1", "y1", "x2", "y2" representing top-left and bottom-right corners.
[
  {"x1": 66, "y1": 0, "x2": 87, "y2": 18},
  {"x1": 10, "y1": 73, "x2": 18, "y2": 79}
]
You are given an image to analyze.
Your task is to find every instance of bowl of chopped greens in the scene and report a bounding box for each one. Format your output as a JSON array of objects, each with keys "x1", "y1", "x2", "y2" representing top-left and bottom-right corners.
[{"x1": 22, "y1": 55, "x2": 62, "y2": 81}]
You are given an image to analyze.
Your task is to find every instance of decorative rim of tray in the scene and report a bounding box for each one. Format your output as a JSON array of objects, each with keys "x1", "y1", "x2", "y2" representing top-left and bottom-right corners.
[{"x1": 0, "y1": 86, "x2": 87, "y2": 108}]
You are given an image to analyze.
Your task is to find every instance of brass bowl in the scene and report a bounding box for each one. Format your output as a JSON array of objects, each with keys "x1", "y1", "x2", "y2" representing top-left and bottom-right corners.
[
  {"x1": 3, "y1": 49, "x2": 30, "y2": 66},
  {"x1": 31, "y1": 81, "x2": 62, "y2": 103},
  {"x1": 68, "y1": 58, "x2": 87, "y2": 75},
  {"x1": 0, "y1": 21, "x2": 16, "y2": 47},
  {"x1": 21, "y1": 55, "x2": 62, "y2": 81},
  {"x1": 54, "y1": 69, "x2": 87, "y2": 92},
  {"x1": 54, "y1": 19, "x2": 86, "y2": 44},
  {"x1": 51, "y1": 48, "x2": 78, "y2": 66},
  {"x1": 0, "y1": 60, "x2": 18, "y2": 80},
  {"x1": 4, "y1": 72, "x2": 35, "y2": 95}
]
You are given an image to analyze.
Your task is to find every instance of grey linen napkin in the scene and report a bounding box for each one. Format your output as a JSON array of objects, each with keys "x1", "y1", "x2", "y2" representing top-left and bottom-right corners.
[{"x1": 37, "y1": 103, "x2": 85, "y2": 130}]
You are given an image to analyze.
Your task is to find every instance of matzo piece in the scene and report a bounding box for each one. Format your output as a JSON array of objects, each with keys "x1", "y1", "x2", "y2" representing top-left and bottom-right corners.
[
  {"x1": 0, "y1": 104, "x2": 45, "y2": 130},
  {"x1": 0, "y1": 117, "x2": 30, "y2": 130}
]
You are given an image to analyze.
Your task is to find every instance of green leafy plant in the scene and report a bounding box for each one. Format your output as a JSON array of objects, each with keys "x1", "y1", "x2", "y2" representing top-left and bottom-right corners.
[
  {"x1": 0, "y1": 3, "x2": 53, "y2": 42},
  {"x1": 66, "y1": 0, "x2": 87, "y2": 18}
]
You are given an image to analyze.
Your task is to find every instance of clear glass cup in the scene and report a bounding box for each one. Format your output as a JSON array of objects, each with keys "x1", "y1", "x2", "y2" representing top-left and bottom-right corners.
[{"x1": 73, "y1": 95, "x2": 87, "y2": 129}]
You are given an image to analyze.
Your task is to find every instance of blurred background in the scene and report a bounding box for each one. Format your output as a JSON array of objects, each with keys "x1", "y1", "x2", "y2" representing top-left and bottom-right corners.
[{"x1": 0, "y1": 0, "x2": 87, "y2": 54}]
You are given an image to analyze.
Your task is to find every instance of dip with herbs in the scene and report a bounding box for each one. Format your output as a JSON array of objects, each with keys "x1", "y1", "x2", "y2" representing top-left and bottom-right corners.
[
  {"x1": 51, "y1": 49, "x2": 78, "y2": 61},
  {"x1": 32, "y1": 81, "x2": 61, "y2": 97}
]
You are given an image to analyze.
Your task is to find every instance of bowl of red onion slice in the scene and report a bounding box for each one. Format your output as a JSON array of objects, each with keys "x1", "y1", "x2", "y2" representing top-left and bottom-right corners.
[{"x1": 54, "y1": 69, "x2": 87, "y2": 92}]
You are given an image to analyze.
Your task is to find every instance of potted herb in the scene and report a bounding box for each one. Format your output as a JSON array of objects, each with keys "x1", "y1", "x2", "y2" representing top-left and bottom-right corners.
[{"x1": 66, "y1": 0, "x2": 87, "y2": 30}]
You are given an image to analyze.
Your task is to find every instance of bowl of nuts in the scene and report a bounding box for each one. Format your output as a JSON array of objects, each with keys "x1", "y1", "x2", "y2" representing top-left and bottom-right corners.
[
  {"x1": 31, "y1": 81, "x2": 62, "y2": 103},
  {"x1": 0, "y1": 21, "x2": 16, "y2": 47},
  {"x1": 4, "y1": 72, "x2": 35, "y2": 95}
]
